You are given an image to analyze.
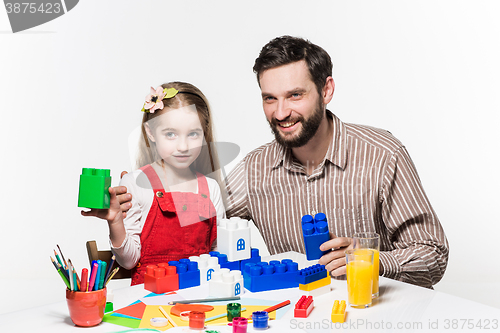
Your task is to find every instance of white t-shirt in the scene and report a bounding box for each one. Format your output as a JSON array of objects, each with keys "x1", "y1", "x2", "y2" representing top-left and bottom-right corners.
[{"x1": 110, "y1": 168, "x2": 225, "y2": 269}]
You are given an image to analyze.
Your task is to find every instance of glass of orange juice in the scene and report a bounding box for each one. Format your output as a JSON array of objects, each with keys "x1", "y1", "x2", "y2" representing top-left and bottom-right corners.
[
  {"x1": 345, "y1": 249, "x2": 374, "y2": 309},
  {"x1": 353, "y1": 232, "x2": 380, "y2": 298}
]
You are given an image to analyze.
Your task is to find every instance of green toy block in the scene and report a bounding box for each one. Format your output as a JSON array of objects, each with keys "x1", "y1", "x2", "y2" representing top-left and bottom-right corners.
[{"x1": 78, "y1": 168, "x2": 111, "y2": 209}]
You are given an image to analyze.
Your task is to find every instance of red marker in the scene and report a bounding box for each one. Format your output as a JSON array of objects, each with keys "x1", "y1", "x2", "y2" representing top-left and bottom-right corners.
[
  {"x1": 80, "y1": 268, "x2": 89, "y2": 292},
  {"x1": 88, "y1": 262, "x2": 99, "y2": 292}
]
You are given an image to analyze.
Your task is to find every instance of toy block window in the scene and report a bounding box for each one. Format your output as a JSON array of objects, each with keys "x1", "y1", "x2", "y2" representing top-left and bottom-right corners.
[
  {"x1": 237, "y1": 238, "x2": 246, "y2": 251},
  {"x1": 235, "y1": 283, "x2": 241, "y2": 295}
]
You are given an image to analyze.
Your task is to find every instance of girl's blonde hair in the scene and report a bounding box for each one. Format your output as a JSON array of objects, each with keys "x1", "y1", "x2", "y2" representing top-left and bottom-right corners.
[{"x1": 136, "y1": 82, "x2": 223, "y2": 187}]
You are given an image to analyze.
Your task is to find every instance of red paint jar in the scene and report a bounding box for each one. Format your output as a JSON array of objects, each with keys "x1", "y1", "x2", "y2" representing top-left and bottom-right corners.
[{"x1": 189, "y1": 311, "x2": 206, "y2": 330}]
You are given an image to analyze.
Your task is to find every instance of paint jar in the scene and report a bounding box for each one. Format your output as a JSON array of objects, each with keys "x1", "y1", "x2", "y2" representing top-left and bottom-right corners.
[
  {"x1": 66, "y1": 287, "x2": 107, "y2": 327},
  {"x1": 189, "y1": 311, "x2": 205, "y2": 330},
  {"x1": 227, "y1": 302, "x2": 241, "y2": 321},
  {"x1": 232, "y1": 317, "x2": 248, "y2": 333},
  {"x1": 252, "y1": 311, "x2": 269, "y2": 330}
]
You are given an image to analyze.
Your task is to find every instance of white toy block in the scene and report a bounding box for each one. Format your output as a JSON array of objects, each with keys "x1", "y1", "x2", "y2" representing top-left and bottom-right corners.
[
  {"x1": 189, "y1": 255, "x2": 220, "y2": 285},
  {"x1": 217, "y1": 217, "x2": 251, "y2": 261},
  {"x1": 209, "y1": 269, "x2": 244, "y2": 297}
]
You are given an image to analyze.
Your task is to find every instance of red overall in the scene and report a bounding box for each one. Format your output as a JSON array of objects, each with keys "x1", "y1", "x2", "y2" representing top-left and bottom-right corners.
[{"x1": 131, "y1": 165, "x2": 217, "y2": 285}]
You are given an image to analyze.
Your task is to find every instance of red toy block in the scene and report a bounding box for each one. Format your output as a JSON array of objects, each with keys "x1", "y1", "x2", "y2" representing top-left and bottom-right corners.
[
  {"x1": 294, "y1": 295, "x2": 314, "y2": 318},
  {"x1": 144, "y1": 263, "x2": 179, "y2": 294}
]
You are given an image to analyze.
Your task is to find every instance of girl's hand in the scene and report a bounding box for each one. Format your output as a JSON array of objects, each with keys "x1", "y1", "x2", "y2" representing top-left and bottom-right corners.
[
  {"x1": 114, "y1": 184, "x2": 132, "y2": 219},
  {"x1": 81, "y1": 187, "x2": 123, "y2": 225}
]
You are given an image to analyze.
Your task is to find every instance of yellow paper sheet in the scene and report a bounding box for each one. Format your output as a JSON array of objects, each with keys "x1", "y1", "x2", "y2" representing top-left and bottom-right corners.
[{"x1": 139, "y1": 304, "x2": 276, "y2": 331}]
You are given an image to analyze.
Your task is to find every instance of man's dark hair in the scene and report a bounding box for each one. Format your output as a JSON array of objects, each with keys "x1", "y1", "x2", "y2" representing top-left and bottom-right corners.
[{"x1": 253, "y1": 35, "x2": 333, "y2": 94}]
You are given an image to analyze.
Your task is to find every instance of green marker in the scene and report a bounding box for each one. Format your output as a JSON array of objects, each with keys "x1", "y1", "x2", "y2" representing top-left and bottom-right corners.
[
  {"x1": 98, "y1": 261, "x2": 107, "y2": 290},
  {"x1": 58, "y1": 268, "x2": 71, "y2": 289}
]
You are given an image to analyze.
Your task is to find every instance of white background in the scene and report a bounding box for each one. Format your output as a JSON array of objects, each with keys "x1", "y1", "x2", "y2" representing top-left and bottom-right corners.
[{"x1": 0, "y1": 0, "x2": 499, "y2": 314}]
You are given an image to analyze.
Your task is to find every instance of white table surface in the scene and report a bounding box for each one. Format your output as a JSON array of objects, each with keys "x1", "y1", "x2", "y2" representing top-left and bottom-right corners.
[{"x1": 1, "y1": 252, "x2": 499, "y2": 333}]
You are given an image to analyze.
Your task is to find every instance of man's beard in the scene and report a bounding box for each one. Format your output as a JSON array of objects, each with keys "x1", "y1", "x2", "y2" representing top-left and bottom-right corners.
[{"x1": 269, "y1": 100, "x2": 324, "y2": 148}]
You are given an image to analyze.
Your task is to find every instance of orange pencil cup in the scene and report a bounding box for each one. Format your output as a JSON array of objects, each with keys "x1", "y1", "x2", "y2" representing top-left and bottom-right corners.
[{"x1": 66, "y1": 288, "x2": 107, "y2": 327}]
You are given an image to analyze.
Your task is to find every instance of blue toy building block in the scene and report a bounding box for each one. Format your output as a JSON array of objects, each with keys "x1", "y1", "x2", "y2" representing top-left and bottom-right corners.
[
  {"x1": 301, "y1": 213, "x2": 330, "y2": 260},
  {"x1": 240, "y1": 248, "x2": 261, "y2": 269},
  {"x1": 297, "y1": 264, "x2": 328, "y2": 285},
  {"x1": 178, "y1": 260, "x2": 201, "y2": 289},
  {"x1": 210, "y1": 252, "x2": 240, "y2": 271},
  {"x1": 78, "y1": 168, "x2": 111, "y2": 209},
  {"x1": 243, "y1": 259, "x2": 299, "y2": 292},
  {"x1": 169, "y1": 259, "x2": 201, "y2": 289}
]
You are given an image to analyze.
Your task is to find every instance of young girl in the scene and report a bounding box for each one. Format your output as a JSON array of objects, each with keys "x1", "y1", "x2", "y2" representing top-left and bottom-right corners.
[{"x1": 83, "y1": 82, "x2": 225, "y2": 285}]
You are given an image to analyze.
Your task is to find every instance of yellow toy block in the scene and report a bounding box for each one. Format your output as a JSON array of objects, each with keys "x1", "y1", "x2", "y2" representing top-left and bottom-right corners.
[
  {"x1": 299, "y1": 276, "x2": 330, "y2": 291},
  {"x1": 331, "y1": 300, "x2": 346, "y2": 323}
]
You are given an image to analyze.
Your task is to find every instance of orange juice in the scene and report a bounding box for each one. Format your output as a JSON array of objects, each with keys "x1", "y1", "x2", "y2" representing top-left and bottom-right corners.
[
  {"x1": 372, "y1": 249, "x2": 379, "y2": 297},
  {"x1": 346, "y1": 250, "x2": 373, "y2": 308}
]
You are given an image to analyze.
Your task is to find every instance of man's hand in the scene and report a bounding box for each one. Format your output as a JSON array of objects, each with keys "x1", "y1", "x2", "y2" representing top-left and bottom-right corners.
[{"x1": 318, "y1": 236, "x2": 353, "y2": 277}]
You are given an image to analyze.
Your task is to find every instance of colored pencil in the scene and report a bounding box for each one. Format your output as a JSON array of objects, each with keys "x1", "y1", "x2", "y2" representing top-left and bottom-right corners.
[
  {"x1": 51, "y1": 257, "x2": 70, "y2": 289},
  {"x1": 54, "y1": 249, "x2": 64, "y2": 268},
  {"x1": 159, "y1": 306, "x2": 177, "y2": 327},
  {"x1": 168, "y1": 296, "x2": 241, "y2": 305},
  {"x1": 104, "y1": 255, "x2": 115, "y2": 283},
  {"x1": 73, "y1": 270, "x2": 78, "y2": 291},
  {"x1": 68, "y1": 259, "x2": 80, "y2": 290},
  {"x1": 57, "y1": 244, "x2": 68, "y2": 269},
  {"x1": 50, "y1": 256, "x2": 59, "y2": 270},
  {"x1": 68, "y1": 260, "x2": 74, "y2": 291},
  {"x1": 57, "y1": 267, "x2": 71, "y2": 289},
  {"x1": 88, "y1": 262, "x2": 99, "y2": 292},
  {"x1": 262, "y1": 300, "x2": 290, "y2": 313},
  {"x1": 105, "y1": 267, "x2": 120, "y2": 286},
  {"x1": 54, "y1": 260, "x2": 69, "y2": 280},
  {"x1": 80, "y1": 268, "x2": 88, "y2": 292}
]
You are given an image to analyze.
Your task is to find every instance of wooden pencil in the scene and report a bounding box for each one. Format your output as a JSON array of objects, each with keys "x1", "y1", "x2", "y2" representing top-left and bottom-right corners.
[{"x1": 159, "y1": 306, "x2": 178, "y2": 327}]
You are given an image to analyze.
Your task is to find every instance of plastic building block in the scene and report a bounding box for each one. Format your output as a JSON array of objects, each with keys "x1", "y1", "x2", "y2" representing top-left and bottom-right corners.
[
  {"x1": 210, "y1": 248, "x2": 262, "y2": 272},
  {"x1": 209, "y1": 268, "x2": 244, "y2": 297},
  {"x1": 217, "y1": 217, "x2": 251, "y2": 262},
  {"x1": 168, "y1": 259, "x2": 200, "y2": 289},
  {"x1": 301, "y1": 213, "x2": 330, "y2": 260},
  {"x1": 297, "y1": 264, "x2": 328, "y2": 285},
  {"x1": 331, "y1": 300, "x2": 346, "y2": 323},
  {"x1": 240, "y1": 248, "x2": 262, "y2": 269},
  {"x1": 209, "y1": 251, "x2": 240, "y2": 271},
  {"x1": 294, "y1": 295, "x2": 314, "y2": 318},
  {"x1": 243, "y1": 259, "x2": 299, "y2": 292},
  {"x1": 189, "y1": 254, "x2": 220, "y2": 284},
  {"x1": 299, "y1": 276, "x2": 331, "y2": 291},
  {"x1": 144, "y1": 263, "x2": 179, "y2": 294},
  {"x1": 78, "y1": 168, "x2": 111, "y2": 209}
]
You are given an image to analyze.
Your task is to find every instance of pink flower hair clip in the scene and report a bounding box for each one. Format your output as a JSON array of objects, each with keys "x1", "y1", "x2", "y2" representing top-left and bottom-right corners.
[{"x1": 141, "y1": 86, "x2": 179, "y2": 113}]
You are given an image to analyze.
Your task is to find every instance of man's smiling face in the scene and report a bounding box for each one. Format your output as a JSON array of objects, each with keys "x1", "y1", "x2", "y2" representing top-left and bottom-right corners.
[{"x1": 260, "y1": 60, "x2": 324, "y2": 148}]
